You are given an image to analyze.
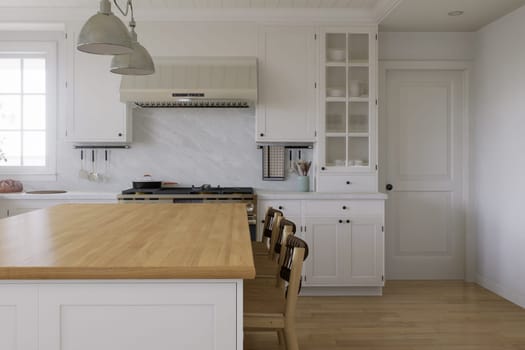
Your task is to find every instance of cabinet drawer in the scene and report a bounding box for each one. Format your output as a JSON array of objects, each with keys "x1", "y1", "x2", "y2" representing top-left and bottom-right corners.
[
  {"x1": 317, "y1": 175, "x2": 377, "y2": 193},
  {"x1": 303, "y1": 200, "x2": 352, "y2": 217},
  {"x1": 304, "y1": 200, "x2": 383, "y2": 218},
  {"x1": 258, "y1": 200, "x2": 301, "y2": 218}
]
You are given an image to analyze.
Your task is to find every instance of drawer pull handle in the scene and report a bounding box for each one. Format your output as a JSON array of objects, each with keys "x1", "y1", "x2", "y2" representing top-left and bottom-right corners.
[
  {"x1": 346, "y1": 181, "x2": 352, "y2": 185},
  {"x1": 278, "y1": 206, "x2": 283, "y2": 210},
  {"x1": 346, "y1": 220, "x2": 350, "y2": 224},
  {"x1": 342, "y1": 206, "x2": 347, "y2": 210},
  {"x1": 338, "y1": 220, "x2": 343, "y2": 224}
]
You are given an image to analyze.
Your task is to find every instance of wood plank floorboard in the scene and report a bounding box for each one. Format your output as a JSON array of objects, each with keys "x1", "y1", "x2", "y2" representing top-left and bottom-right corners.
[{"x1": 244, "y1": 281, "x2": 525, "y2": 350}]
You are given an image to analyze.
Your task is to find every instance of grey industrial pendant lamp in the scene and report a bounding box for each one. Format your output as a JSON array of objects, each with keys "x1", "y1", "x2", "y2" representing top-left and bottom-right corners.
[
  {"x1": 78, "y1": 0, "x2": 155, "y2": 75},
  {"x1": 77, "y1": 0, "x2": 132, "y2": 55},
  {"x1": 110, "y1": 20, "x2": 155, "y2": 75}
]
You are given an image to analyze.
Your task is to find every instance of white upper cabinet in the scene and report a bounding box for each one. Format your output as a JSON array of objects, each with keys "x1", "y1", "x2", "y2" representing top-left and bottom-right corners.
[
  {"x1": 317, "y1": 26, "x2": 378, "y2": 192},
  {"x1": 65, "y1": 26, "x2": 131, "y2": 143},
  {"x1": 256, "y1": 26, "x2": 317, "y2": 142}
]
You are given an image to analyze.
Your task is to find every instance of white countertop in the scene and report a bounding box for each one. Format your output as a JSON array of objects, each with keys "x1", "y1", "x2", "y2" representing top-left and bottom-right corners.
[
  {"x1": 0, "y1": 191, "x2": 118, "y2": 200},
  {"x1": 0, "y1": 190, "x2": 387, "y2": 201},
  {"x1": 256, "y1": 191, "x2": 388, "y2": 200}
]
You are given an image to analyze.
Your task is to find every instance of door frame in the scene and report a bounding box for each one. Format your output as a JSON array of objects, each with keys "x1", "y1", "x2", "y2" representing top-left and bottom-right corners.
[{"x1": 379, "y1": 60, "x2": 474, "y2": 282}]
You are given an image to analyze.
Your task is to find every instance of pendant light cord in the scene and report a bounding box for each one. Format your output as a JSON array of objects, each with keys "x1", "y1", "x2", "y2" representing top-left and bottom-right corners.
[
  {"x1": 113, "y1": 0, "x2": 134, "y2": 20},
  {"x1": 113, "y1": 0, "x2": 136, "y2": 29}
]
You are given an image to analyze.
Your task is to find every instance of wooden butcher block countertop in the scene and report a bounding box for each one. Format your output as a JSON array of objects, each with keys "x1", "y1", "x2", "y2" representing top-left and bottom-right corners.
[{"x1": 0, "y1": 203, "x2": 255, "y2": 280}]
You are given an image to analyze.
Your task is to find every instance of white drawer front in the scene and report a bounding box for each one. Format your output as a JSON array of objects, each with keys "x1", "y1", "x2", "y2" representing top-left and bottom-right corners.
[
  {"x1": 304, "y1": 200, "x2": 383, "y2": 218},
  {"x1": 303, "y1": 200, "x2": 351, "y2": 217},
  {"x1": 258, "y1": 199, "x2": 301, "y2": 218},
  {"x1": 317, "y1": 175, "x2": 377, "y2": 193}
]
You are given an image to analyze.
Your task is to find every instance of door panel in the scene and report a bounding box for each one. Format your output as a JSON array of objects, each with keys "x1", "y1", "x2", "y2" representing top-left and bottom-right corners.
[{"x1": 384, "y1": 69, "x2": 465, "y2": 279}]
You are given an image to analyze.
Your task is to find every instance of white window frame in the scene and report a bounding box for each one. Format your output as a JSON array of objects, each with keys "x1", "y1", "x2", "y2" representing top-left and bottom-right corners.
[{"x1": 0, "y1": 33, "x2": 59, "y2": 181}]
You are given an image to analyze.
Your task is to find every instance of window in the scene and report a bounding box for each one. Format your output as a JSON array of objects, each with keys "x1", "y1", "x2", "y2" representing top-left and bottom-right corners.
[{"x1": 0, "y1": 40, "x2": 57, "y2": 177}]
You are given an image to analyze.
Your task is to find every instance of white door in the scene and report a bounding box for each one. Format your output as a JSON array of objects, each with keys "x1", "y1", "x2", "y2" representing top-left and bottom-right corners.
[{"x1": 383, "y1": 68, "x2": 465, "y2": 279}]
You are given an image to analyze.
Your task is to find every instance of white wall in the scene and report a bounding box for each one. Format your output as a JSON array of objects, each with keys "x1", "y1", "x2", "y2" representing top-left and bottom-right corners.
[
  {"x1": 22, "y1": 21, "x2": 309, "y2": 193},
  {"x1": 379, "y1": 32, "x2": 475, "y2": 61},
  {"x1": 472, "y1": 6, "x2": 525, "y2": 307}
]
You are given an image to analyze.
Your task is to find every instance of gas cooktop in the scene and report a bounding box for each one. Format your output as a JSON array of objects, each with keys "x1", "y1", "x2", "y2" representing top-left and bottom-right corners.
[{"x1": 121, "y1": 185, "x2": 254, "y2": 196}]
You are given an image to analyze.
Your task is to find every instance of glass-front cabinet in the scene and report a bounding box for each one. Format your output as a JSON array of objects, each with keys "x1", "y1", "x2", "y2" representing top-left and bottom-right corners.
[{"x1": 319, "y1": 28, "x2": 377, "y2": 174}]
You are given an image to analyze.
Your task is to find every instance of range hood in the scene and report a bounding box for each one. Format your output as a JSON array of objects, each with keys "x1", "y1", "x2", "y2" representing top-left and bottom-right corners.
[{"x1": 120, "y1": 56, "x2": 257, "y2": 108}]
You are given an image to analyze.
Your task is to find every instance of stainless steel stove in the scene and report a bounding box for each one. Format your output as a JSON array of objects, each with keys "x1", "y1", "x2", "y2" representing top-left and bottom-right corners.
[{"x1": 117, "y1": 185, "x2": 257, "y2": 239}]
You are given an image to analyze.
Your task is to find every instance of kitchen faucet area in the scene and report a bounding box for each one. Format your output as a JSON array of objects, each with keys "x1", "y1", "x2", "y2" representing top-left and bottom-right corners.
[{"x1": 0, "y1": 0, "x2": 524, "y2": 349}]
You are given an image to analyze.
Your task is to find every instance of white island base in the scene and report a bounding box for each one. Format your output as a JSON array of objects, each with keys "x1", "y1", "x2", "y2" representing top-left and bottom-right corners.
[{"x1": 1, "y1": 279, "x2": 243, "y2": 350}]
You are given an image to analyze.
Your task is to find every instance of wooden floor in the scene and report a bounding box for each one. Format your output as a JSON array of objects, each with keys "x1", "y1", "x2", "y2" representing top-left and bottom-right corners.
[{"x1": 245, "y1": 281, "x2": 525, "y2": 350}]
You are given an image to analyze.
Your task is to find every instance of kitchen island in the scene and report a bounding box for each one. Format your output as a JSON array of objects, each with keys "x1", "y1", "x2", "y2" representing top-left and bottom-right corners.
[{"x1": 0, "y1": 203, "x2": 255, "y2": 350}]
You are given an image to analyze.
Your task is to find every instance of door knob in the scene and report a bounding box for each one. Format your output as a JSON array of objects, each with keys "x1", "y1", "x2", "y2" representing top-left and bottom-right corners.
[{"x1": 386, "y1": 184, "x2": 393, "y2": 191}]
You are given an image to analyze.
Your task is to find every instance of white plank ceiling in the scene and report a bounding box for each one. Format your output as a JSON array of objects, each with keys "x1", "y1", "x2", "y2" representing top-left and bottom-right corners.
[
  {"x1": 0, "y1": 0, "x2": 382, "y2": 9},
  {"x1": 380, "y1": 0, "x2": 525, "y2": 32}
]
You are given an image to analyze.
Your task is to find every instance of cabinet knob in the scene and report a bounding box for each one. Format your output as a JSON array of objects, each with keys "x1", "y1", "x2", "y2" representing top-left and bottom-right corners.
[
  {"x1": 321, "y1": 167, "x2": 326, "y2": 171},
  {"x1": 261, "y1": 220, "x2": 265, "y2": 223},
  {"x1": 118, "y1": 132, "x2": 123, "y2": 137},
  {"x1": 260, "y1": 133, "x2": 264, "y2": 137},
  {"x1": 342, "y1": 206, "x2": 347, "y2": 210},
  {"x1": 338, "y1": 219, "x2": 343, "y2": 224},
  {"x1": 346, "y1": 220, "x2": 350, "y2": 224},
  {"x1": 346, "y1": 181, "x2": 352, "y2": 185},
  {"x1": 386, "y1": 184, "x2": 394, "y2": 191},
  {"x1": 278, "y1": 206, "x2": 283, "y2": 210}
]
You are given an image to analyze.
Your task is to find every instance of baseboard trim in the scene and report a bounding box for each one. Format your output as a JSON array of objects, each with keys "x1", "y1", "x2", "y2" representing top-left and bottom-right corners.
[
  {"x1": 476, "y1": 273, "x2": 525, "y2": 308},
  {"x1": 300, "y1": 286, "x2": 383, "y2": 296}
]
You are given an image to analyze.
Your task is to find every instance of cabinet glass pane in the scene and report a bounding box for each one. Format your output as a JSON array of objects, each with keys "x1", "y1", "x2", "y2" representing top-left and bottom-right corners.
[
  {"x1": 348, "y1": 67, "x2": 368, "y2": 98},
  {"x1": 348, "y1": 102, "x2": 368, "y2": 133},
  {"x1": 348, "y1": 33, "x2": 368, "y2": 64},
  {"x1": 347, "y1": 136, "x2": 369, "y2": 167},
  {"x1": 326, "y1": 67, "x2": 346, "y2": 98},
  {"x1": 326, "y1": 136, "x2": 346, "y2": 167},
  {"x1": 326, "y1": 102, "x2": 345, "y2": 133},
  {"x1": 326, "y1": 34, "x2": 346, "y2": 63}
]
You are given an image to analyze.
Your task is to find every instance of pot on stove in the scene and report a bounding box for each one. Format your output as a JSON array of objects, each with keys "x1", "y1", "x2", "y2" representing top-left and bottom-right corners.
[{"x1": 132, "y1": 174, "x2": 162, "y2": 189}]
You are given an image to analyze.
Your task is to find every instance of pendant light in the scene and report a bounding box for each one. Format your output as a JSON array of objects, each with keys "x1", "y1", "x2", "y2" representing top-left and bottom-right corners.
[
  {"x1": 77, "y1": 0, "x2": 132, "y2": 55},
  {"x1": 110, "y1": 19, "x2": 155, "y2": 75}
]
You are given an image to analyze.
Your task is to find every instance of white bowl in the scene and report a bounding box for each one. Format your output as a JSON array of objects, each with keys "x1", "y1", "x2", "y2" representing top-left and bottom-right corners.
[
  {"x1": 327, "y1": 49, "x2": 345, "y2": 62},
  {"x1": 327, "y1": 88, "x2": 345, "y2": 97}
]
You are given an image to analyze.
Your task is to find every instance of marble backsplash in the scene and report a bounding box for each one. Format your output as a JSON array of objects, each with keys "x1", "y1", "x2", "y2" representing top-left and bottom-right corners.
[{"x1": 25, "y1": 108, "x2": 312, "y2": 193}]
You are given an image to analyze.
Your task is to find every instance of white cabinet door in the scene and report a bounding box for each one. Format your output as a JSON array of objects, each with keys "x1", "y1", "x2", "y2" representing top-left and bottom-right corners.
[
  {"x1": 317, "y1": 26, "x2": 378, "y2": 192},
  {"x1": 38, "y1": 282, "x2": 237, "y2": 350},
  {"x1": 0, "y1": 285, "x2": 38, "y2": 350},
  {"x1": 348, "y1": 219, "x2": 384, "y2": 286},
  {"x1": 256, "y1": 26, "x2": 317, "y2": 142},
  {"x1": 303, "y1": 217, "x2": 349, "y2": 285},
  {"x1": 66, "y1": 27, "x2": 131, "y2": 143}
]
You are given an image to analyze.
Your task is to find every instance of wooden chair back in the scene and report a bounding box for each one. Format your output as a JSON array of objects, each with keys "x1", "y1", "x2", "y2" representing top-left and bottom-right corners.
[
  {"x1": 273, "y1": 218, "x2": 297, "y2": 258},
  {"x1": 262, "y1": 207, "x2": 283, "y2": 240},
  {"x1": 278, "y1": 235, "x2": 309, "y2": 320}
]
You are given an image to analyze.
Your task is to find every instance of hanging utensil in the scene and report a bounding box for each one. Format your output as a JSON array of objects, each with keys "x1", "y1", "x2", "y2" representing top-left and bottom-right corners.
[
  {"x1": 79, "y1": 150, "x2": 88, "y2": 179},
  {"x1": 88, "y1": 149, "x2": 99, "y2": 182},
  {"x1": 104, "y1": 149, "x2": 110, "y2": 182},
  {"x1": 288, "y1": 149, "x2": 294, "y2": 175}
]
